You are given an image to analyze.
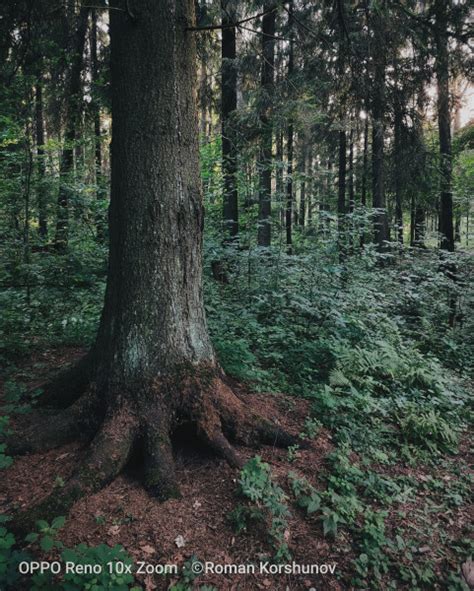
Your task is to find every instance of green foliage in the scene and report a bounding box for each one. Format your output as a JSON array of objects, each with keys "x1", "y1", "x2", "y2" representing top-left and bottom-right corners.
[
  {"x1": 25, "y1": 516, "x2": 66, "y2": 552},
  {"x1": 29, "y1": 544, "x2": 137, "y2": 591},
  {"x1": 169, "y1": 555, "x2": 217, "y2": 591},
  {"x1": 230, "y1": 456, "x2": 291, "y2": 561},
  {"x1": 352, "y1": 510, "x2": 390, "y2": 587},
  {"x1": 0, "y1": 518, "x2": 30, "y2": 589},
  {"x1": 397, "y1": 405, "x2": 458, "y2": 453},
  {"x1": 0, "y1": 416, "x2": 12, "y2": 469}
]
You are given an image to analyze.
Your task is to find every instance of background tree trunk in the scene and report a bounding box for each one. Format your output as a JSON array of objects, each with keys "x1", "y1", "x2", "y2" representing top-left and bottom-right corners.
[
  {"x1": 435, "y1": 0, "x2": 454, "y2": 252},
  {"x1": 54, "y1": 6, "x2": 89, "y2": 250},
  {"x1": 285, "y1": 0, "x2": 294, "y2": 253},
  {"x1": 257, "y1": 1, "x2": 276, "y2": 247},
  {"x1": 35, "y1": 79, "x2": 48, "y2": 239},
  {"x1": 221, "y1": 0, "x2": 238, "y2": 239},
  {"x1": 91, "y1": 9, "x2": 105, "y2": 242},
  {"x1": 371, "y1": 7, "x2": 388, "y2": 249}
]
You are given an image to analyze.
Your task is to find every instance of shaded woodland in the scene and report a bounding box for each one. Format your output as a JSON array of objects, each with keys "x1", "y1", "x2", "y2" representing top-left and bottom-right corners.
[{"x1": 0, "y1": 1, "x2": 473, "y2": 590}]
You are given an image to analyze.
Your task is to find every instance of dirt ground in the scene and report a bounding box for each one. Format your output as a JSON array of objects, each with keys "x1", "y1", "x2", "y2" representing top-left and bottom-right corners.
[{"x1": 1, "y1": 347, "x2": 472, "y2": 590}]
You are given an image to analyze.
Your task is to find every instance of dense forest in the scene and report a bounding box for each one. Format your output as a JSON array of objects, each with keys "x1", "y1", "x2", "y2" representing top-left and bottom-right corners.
[{"x1": 0, "y1": 0, "x2": 473, "y2": 590}]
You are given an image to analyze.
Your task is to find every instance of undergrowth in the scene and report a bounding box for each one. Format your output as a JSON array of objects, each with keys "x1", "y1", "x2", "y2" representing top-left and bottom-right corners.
[{"x1": 1, "y1": 234, "x2": 473, "y2": 589}]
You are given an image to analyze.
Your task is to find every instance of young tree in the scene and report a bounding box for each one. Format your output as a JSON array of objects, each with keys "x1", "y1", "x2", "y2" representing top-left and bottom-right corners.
[{"x1": 11, "y1": 0, "x2": 294, "y2": 532}]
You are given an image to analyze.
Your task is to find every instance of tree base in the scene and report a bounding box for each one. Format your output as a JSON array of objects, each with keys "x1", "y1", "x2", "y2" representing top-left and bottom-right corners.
[{"x1": 8, "y1": 361, "x2": 298, "y2": 536}]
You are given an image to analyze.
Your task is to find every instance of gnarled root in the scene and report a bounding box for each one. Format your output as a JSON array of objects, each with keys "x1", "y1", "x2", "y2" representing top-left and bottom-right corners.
[
  {"x1": 10, "y1": 372, "x2": 298, "y2": 536},
  {"x1": 33, "y1": 352, "x2": 95, "y2": 409},
  {"x1": 6, "y1": 389, "x2": 102, "y2": 455},
  {"x1": 12, "y1": 410, "x2": 137, "y2": 538},
  {"x1": 143, "y1": 413, "x2": 181, "y2": 500}
]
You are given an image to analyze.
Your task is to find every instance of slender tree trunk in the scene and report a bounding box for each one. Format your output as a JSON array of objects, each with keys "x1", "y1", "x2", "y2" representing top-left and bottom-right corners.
[
  {"x1": 257, "y1": 1, "x2": 276, "y2": 246},
  {"x1": 361, "y1": 118, "x2": 368, "y2": 207},
  {"x1": 434, "y1": 0, "x2": 454, "y2": 252},
  {"x1": 371, "y1": 9, "x2": 388, "y2": 249},
  {"x1": 336, "y1": 0, "x2": 346, "y2": 252},
  {"x1": 371, "y1": 74, "x2": 388, "y2": 247},
  {"x1": 414, "y1": 203, "x2": 425, "y2": 247},
  {"x1": 348, "y1": 127, "x2": 355, "y2": 213},
  {"x1": 221, "y1": 0, "x2": 238, "y2": 239},
  {"x1": 286, "y1": 121, "x2": 293, "y2": 253},
  {"x1": 394, "y1": 94, "x2": 404, "y2": 244},
  {"x1": 276, "y1": 128, "x2": 284, "y2": 227},
  {"x1": 91, "y1": 9, "x2": 105, "y2": 241},
  {"x1": 410, "y1": 194, "x2": 416, "y2": 246},
  {"x1": 337, "y1": 126, "x2": 346, "y2": 256},
  {"x1": 35, "y1": 80, "x2": 48, "y2": 239},
  {"x1": 337, "y1": 129, "x2": 346, "y2": 217},
  {"x1": 285, "y1": 0, "x2": 294, "y2": 253},
  {"x1": 54, "y1": 6, "x2": 90, "y2": 250},
  {"x1": 307, "y1": 145, "x2": 313, "y2": 226},
  {"x1": 299, "y1": 141, "x2": 306, "y2": 227}
]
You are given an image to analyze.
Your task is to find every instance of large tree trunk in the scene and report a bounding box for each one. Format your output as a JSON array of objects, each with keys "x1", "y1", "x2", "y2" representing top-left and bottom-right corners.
[
  {"x1": 221, "y1": 0, "x2": 238, "y2": 239},
  {"x1": 10, "y1": 0, "x2": 295, "y2": 534},
  {"x1": 434, "y1": 0, "x2": 454, "y2": 252},
  {"x1": 257, "y1": 1, "x2": 276, "y2": 246}
]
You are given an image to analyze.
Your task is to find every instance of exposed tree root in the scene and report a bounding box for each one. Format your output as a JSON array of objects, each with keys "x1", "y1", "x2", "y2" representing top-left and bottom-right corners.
[
  {"x1": 34, "y1": 352, "x2": 95, "y2": 409},
  {"x1": 13, "y1": 410, "x2": 137, "y2": 538},
  {"x1": 10, "y1": 371, "x2": 299, "y2": 537},
  {"x1": 7, "y1": 389, "x2": 102, "y2": 455}
]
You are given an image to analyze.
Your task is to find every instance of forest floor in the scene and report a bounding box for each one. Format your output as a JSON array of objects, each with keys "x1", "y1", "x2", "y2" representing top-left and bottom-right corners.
[{"x1": 1, "y1": 346, "x2": 473, "y2": 591}]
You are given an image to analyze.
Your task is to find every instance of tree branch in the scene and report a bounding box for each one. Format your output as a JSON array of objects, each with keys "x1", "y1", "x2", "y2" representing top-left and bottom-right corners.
[{"x1": 186, "y1": 7, "x2": 276, "y2": 32}]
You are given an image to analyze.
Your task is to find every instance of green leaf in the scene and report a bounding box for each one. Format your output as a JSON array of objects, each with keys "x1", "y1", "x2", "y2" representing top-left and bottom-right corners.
[
  {"x1": 52, "y1": 516, "x2": 66, "y2": 530},
  {"x1": 40, "y1": 535, "x2": 54, "y2": 551}
]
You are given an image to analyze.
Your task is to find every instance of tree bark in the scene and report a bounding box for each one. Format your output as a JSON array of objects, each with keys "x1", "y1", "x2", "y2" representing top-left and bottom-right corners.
[{"x1": 221, "y1": 0, "x2": 238, "y2": 239}]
